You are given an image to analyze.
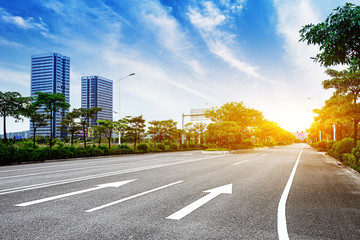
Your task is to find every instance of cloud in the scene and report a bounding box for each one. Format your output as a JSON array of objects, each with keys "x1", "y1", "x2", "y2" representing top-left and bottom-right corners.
[
  {"x1": 139, "y1": 1, "x2": 207, "y2": 79},
  {"x1": 0, "y1": 66, "x2": 29, "y2": 88},
  {"x1": 187, "y1": 1, "x2": 273, "y2": 82},
  {"x1": 0, "y1": 7, "x2": 47, "y2": 31},
  {"x1": 0, "y1": 37, "x2": 23, "y2": 48}
]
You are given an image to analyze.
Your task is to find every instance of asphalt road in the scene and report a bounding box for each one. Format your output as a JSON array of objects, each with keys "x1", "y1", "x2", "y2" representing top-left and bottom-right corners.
[{"x1": 0, "y1": 144, "x2": 359, "y2": 239}]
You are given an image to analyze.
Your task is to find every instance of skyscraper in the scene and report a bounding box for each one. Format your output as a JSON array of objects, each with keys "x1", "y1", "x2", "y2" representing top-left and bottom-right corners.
[
  {"x1": 81, "y1": 76, "x2": 113, "y2": 126},
  {"x1": 30, "y1": 53, "x2": 70, "y2": 138}
]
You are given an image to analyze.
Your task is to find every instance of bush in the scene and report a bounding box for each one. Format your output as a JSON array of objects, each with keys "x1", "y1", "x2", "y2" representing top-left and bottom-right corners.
[
  {"x1": 119, "y1": 144, "x2": 131, "y2": 150},
  {"x1": 315, "y1": 140, "x2": 329, "y2": 151},
  {"x1": 342, "y1": 153, "x2": 357, "y2": 169},
  {"x1": 156, "y1": 143, "x2": 165, "y2": 151},
  {"x1": 181, "y1": 143, "x2": 188, "y2": 149},
  {"x1": 334, "y1": 138, "x2": 354, "y2": 159},
  {"x1": 189, "y1": 143, "x2": 196, "y2": 149},
  {"x1": 137, "y1": 143, "x2": 149, "y2": 152},
  {"x1": 170, "y1": 143, "x2": 178, "y2": 150}
]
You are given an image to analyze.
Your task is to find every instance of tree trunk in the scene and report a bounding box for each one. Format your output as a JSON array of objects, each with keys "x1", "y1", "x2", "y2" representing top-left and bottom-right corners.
[
  {"x1": 33, "y1": 127, "x2": 36, "y2": 149},
  {"x1": 83, "y1": 127, "x2": 87, "y2": 149},
  {"x1": 49, "y1": 111, "x2": 53, "y2": 149},
  {"x1": 71, "y1": 132, "x2": 74, "y2": 146},
  {"x1": 3, "y1": 115, "x2": 7, "y2": 143}
]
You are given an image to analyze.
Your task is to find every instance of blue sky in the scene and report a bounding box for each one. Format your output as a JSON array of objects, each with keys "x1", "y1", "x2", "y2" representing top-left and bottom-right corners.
[{"x1": 0, "y1": 0, "x2": 351, "y2": 133}]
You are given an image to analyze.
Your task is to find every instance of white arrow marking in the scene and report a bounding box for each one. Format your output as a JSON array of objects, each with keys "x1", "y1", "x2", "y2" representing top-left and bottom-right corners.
[
  {"x1": 166, "y1": 184, "x2": 232, "y2": 220},
  {"x1": 85, "y1": 180, "x2": 183, "y2": 213},
  {"x1": 15, "y1": 180, "x2": 136, "y2": 207}
]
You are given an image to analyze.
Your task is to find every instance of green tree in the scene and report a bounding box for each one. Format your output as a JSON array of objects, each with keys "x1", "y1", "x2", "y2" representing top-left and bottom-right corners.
[
  {"x1": 97, "y1": 119, "x2": 118, "y2": 149},
  {"x1": 299, "y1": 3, "x2": 360, "y2": 67},
  {"x1": 0, "y1": 91, "x2": 31, "y2": 143},
  {"x1": 76, "y1": 107, "x2": 102, "y2": 149},
  {"x1": 322, "y1": 67, "x2": 360, "y2": 144},
  {"x1": 22, "y1": 103, "x2": 48, "y2": 149},
  {"x1": 60, "y1": 110, "x2": 81, "y2": 146},
  {"x1": 125, "y1": 115, "x2": 146, "y2": 150},
  {"x1": 33, "y1": 92, "x2": 70, "y2": 149}
]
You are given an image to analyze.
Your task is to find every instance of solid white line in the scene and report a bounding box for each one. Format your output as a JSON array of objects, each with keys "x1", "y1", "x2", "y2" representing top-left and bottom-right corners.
[
  {"x1": 85, "y1": 180, "x2": 183, "y2": 213},
  {"x1": 0, "y1": 155, "x2": 221, "y2": 195},
  {"x1": 260, "y1": 154, "x2": 268, "y2": 157},
  {"x1": 277, "y1": 144, "x2": 305, "y2": 240},
  {"x1": 233, "y1": 160, "x2": 248, "y2": 166}
]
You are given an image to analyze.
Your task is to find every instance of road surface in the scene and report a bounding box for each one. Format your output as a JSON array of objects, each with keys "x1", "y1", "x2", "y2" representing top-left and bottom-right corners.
[{"x1": 0, "y1": 144, "x2": 359, "y2": 239}]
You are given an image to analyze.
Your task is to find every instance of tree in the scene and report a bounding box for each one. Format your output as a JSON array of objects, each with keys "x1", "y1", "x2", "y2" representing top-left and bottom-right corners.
[
  {"x1": 60, "y1": 110, "x2": 81, "y2": 146},
  {"x1": 33, "y1": 92, "x2": 70, "y2": 149},
  {"x1": 0, "y1": 91, "x2": 31, "y2": 143},
  {"x1": 76, "y1": 107, "x2": 102, "y2": 149},
  {"x1": 97, "y1": 119, "x2": 118, "y2": 149},
  {"x1": 322, "y1": 67, "x2": 360, "y2": 144},
  {"x1": 125, "y1": 115, "x2": 146, "y2": 150},
  {"x1": 299, "y1": 3, "x2": 360, "y2": 67},
  {"x1": 22, "y1": 103, "x2": 48, "y2": 149}
]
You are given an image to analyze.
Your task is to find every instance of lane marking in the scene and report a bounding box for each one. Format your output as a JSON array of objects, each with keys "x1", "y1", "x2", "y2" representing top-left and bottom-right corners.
[
  {"x1": 277, "y1": 144, "x2": 305, "y2": 240},
  {"x1": 233, "y1": 160, "x2": 248, "y2": 166},
  {"x1": 0, "y1": 152, "x2": 188, "y2": 174},
  {"x1": 260, "y1": 154, "x2": 268, "y2": 157},
  {"x1": 166, "y1": 184, "x2": 232, "y2": 220},
  {"x1": 0, "y1": 155, "x2": 222, "y2": 195},
  {"x1": 85, "y1": 180, "x2": 183, "y2": 213},
  {"x1": 15, "y1": 180, "x2": 136, "y2": 207}
]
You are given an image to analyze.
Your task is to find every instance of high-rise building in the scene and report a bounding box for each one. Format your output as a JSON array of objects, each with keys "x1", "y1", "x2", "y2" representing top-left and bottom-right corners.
[
  {"x1": 30, "y1": 53, "x2": 70, "y2": 138},
  {"x1": 81, "y1": 76, "x2": 113, "y2": 126}
]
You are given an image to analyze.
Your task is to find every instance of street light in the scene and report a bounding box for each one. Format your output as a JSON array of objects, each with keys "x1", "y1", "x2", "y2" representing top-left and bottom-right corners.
[{"x1": 116, "y1": 73, "x2": 135, "y2": 149}]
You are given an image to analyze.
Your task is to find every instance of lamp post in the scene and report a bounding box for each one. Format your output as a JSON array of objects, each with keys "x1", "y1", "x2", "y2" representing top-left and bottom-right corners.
[{"x1": 116, "y1": 73, "x2": 135, "y2": 149}]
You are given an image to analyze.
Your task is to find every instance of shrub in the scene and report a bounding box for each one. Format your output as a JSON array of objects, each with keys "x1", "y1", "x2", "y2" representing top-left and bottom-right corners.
[
  {"x1": 170, "y1": 143, "x2": 178, "y2": 150},
  {"x1": 315, "y1": 140, "x2": 329, "y2": 151},
  {"x1": 181, "y1": 143, "x2": 188, "y2": 149},
  {"x1": 156, "y1": 143, "x2": 165, "y2": 151},
  {"x1": 342, "y1": 153, "x2": 357, "y2": 169},
  {"x1": 334, "y1": 138, "x2": 354, "y2": 159},
  {"x1": 137, "y1": 143, "x2": 149, "y2": 152},
  {"x1": 119, "y1": 144, "x2": 131, "y2": 150},
  {"x1": 189, "y1": 143, "x2": 196, "y2": 149}
]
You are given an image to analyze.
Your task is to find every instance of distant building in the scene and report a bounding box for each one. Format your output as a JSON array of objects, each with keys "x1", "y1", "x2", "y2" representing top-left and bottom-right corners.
[
  {"x1": 81, "y1": 76, "x2": 113, "y2": 126},
  {"x1": 30, "y1": 53, "x2": 70, "y2": 138},
  {"x1": 0, "y1": 130, "x2": 31, "y2": 140}
]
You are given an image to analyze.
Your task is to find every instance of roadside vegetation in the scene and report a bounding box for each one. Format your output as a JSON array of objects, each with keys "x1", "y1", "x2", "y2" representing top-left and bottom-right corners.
[
  {"x1": 301, "y1": 3, "x2": 360, "y2": 173},
  {"x1": 0, "y1": 90, "x2": 297, "y2": 165}
]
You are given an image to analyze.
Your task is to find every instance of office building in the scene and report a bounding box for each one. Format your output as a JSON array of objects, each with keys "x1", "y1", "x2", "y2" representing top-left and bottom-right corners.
[
  {"x1": 30, "y1": 53, "x2": 70, "y2": 138},
  {"x1": 81, "y1": 76, "x2": 113, "y2": 126}
]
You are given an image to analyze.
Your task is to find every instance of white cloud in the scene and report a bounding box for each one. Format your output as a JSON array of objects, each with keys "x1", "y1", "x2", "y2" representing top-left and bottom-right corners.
[
  {"x1": 187, "y1": 1, "x2": 274, "y2": 82},
  {"x1": 0, "y1": 66, "x2": 29, "y2": 88},
  {"x1": 0, "y1": 7, "x2": 47, "y2": 31},
  {"x1": 139, "y1": 1, "x2": 207, "y2": 79}
]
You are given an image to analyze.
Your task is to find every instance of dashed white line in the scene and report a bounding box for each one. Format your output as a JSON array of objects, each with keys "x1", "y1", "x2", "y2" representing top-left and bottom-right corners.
[
  {"x1": 233, "y1": 160, "x2": 249, "y2": 165},
  {"x1": 85, "y1": 180, "x2": 183, "y2": 213}
]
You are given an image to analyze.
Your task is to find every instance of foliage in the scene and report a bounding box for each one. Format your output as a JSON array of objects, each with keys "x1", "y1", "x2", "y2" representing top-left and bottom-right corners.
[
  {"x1": 33, "y1": 92, "x2": 70, "y2": 149},
  {"x1": 0, "y1": 91, "x2": 32, "y2": 143},
  {"x1": 137, "y1": 143, "x2": 149, "y2": 152},
  {"x1": 299, "y1": 3, "x2": 360, "y2": 67},
  {"x1": 156, "y1": 143, "x2": 165, "y2": 151},
  {"x1": 329, "y1": 137, "x2": 354, "y2": 159},
  {"x1": 124, "y1": 115, "x2": 146, "y2": 150},
  {"x1": 60, "y1": 110, "x2": 81, "y2": 146},
  {"x1": 170, "y1": 143, "x2": 178, "y2": 150},
  {"x1": 75, "y1": 107, "x2": 102, "y2": 149},
  {"x1": 97, "y1": 119, "x2": 118, "y2": 149}
]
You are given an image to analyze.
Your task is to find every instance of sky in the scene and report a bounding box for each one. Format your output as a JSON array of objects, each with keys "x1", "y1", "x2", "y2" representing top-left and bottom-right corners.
[{"x1": 0, "y1": 0, "x2": 353, "y2": 134}]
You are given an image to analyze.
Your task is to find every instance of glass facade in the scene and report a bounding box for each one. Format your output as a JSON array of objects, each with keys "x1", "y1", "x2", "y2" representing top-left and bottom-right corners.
[
  {"x1": 30, "y1": 53, "x2": 70, "y2": 138},
  {"x1": 81, "y1": 76, "x2": 113, "y2": 126}
]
